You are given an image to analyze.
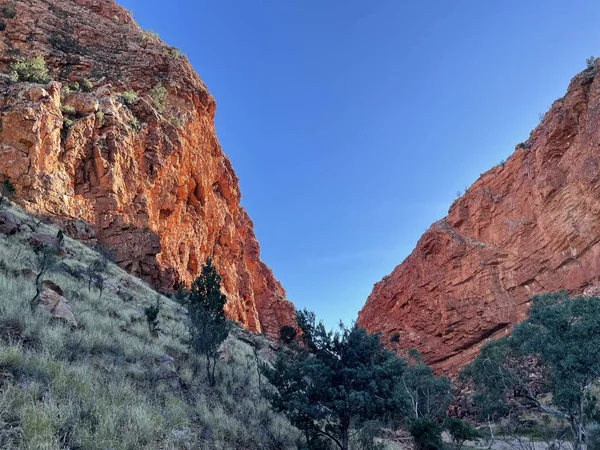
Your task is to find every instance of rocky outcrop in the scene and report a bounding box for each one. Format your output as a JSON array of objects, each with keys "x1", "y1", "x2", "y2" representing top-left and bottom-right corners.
[
  {"x1": 358, "y1": 62, "x2": 600, "y2": 374},
  {"x1": 0, "y1": 0, "x2": 295, "y2": 336}
]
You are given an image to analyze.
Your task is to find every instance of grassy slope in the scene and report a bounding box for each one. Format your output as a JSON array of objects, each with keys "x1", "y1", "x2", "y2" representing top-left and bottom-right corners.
[{"x1": 0, "y1": 202, "x2": 299, "y2": 449}]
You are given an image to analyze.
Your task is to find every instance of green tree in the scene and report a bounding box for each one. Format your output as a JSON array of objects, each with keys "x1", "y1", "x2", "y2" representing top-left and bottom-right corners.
[
  {"x1": 401, "y1": 349, "x2": 452, "y2": 421},
  {"x1": 144, "y1": 296, "x2": 161, "y2": 335},
  {"x1": 187, "y1": 257, "x2": 229, "y2": 386},
  {"x1": 408, "y1": 419, "x2": 443, "y2": 450},
  {"x1": 263, "y1": 314, "x2": 409, "y2": 450},
  {"x1": 446, "y1": 417, "x2": 480, "y2": 450},
  {"x1": 463, "y1": 292, "x2": 600, "y2": 450},
  {"x1": 279, "y1": 325, "x2": 297, "y2": 344}
]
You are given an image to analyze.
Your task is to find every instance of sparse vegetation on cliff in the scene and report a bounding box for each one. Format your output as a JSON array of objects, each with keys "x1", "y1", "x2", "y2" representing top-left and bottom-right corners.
[{"x1": 8, "y1": 56, "x2": 49, "y2": 83}]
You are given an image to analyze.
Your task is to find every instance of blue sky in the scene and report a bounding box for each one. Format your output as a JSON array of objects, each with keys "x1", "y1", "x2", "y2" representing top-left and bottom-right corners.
[{"x1": 119, "y1": 0, "x2": 600, "y2": 329}]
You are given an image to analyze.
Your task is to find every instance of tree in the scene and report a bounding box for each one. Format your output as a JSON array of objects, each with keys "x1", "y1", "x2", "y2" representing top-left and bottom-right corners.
[
  {"x1": 401, "y1": 349, "x2": 452, "y2": 422},
  {"x1": 408, "y1": 419, "x2": 443, "y2": 450},
  {"x1": 29, "y1": 245, "x2": 59, "y2": 311},
  {"x1": 263, "y1": 315, "x2": 409, "y2": 450},
  {"x1": 144, "y1": 296, "x2": 161, "y2": 336},
  {"x1": 84, "y1": 257, "x2": 107, "y2": 292},
  {"x1": 446, "y1": 418, "x2": 480, "y2": 450},
  {"x1": 186, "y1": 257, "x2": 229, "y2": 386},
  {"x1": 463, "y1": 292, "x2": 600, "y2": 450},
  {"x1": 279, "y1": 325, "x2": 297, "y2": 344}
]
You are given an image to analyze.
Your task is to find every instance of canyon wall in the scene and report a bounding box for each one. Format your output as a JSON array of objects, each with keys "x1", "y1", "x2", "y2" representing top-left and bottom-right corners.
[
  {"x1": 358, "y1": 62, "x2": 600, "y2": 373},
  {"x1": 0, "y1": 0, "x2": 295, "y2": 336}
]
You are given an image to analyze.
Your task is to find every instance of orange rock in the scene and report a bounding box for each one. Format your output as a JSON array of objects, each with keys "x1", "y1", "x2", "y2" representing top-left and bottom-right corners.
[
  {"x1": 358, "y1": 63, "x2": 600, "y2": 374},
  {"x1": 0, "y1": 0, "x2": 295, "y2": 337}
]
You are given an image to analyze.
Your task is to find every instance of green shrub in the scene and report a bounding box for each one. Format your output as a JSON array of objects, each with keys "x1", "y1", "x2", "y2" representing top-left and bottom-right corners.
[
  {"x1": 446, "y1": 417, "x2": 480, "y2": 450},
  {"x1": 149, "y1": 84, "x2": 167, "y2": 113},
  {"x1": 279, "y1": 325, "x2": 296, "y2": 344},
  {"x1": 60, "y1": 105, "x2": 76, "y2": 116},
  {"x1": 95, "y1": 110, "x2": 105, "y2": 122},
  {"x1": 68, "y1": 81, "x2": 80, "y2": 91},
  {"x1": 587, "y1": 56, "x2": 596, "y2": 70},
  {"x1": 80, "y1": 77, "x2": 93, "y2": 92},
  {"x1": 121, "y1": 90, "x2": 139, "y2": 106},
  {"x1": 63, "y1": 117, "x2": 73, "y2": 128},
  {"x1": 2, "y1": 4, "x2": 15, "y2": 19},
  {"x1": 9, "y1": 56, "x2": 49, "y2": 83},
  {"x1": 409, "y1": 419, "x2": 443, "y2": 450},
  {"x1": 144, "y1": 297, "x2": 161, "y2": 335},
  {"x1": 130, "y1": 117, "x2": 141, "y2": 131}
]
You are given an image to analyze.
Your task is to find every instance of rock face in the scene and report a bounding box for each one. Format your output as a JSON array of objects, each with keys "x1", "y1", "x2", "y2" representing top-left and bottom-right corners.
[
  {"x1": 0, "y1": 0, "x2": 295, "y2": 336},
  {"x1": 358, "y1": 62, "x2": 600, "y2": 374}
]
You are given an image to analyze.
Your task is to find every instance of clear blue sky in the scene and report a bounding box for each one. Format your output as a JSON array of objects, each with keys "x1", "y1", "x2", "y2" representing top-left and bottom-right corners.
[{"x1": 119, "y1": 0, "x2": 600, "y2": 329}]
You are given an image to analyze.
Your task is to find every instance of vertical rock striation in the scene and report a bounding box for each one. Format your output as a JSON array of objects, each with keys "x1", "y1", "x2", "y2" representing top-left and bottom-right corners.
[
  {"x1": 0, "y1": 0, "x2": 295, "y2": 336},
  {"x1": 358, "y1": 62, "x2": 600, "y2": 373}
]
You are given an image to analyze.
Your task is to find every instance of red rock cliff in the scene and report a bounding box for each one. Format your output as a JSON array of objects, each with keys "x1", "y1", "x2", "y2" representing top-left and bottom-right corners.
[
  {"x1": 0, "y1": 0, "x2": 295, "y2": 336},
  {"x1": 358, "y1": 62, "x2": 600, "y2": 374}
]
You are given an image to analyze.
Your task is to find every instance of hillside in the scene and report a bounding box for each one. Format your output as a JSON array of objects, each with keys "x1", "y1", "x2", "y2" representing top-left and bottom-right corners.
[
  {"x1": 0, "y1": 201, "x2": 299, "y2": 449},
  {"x1": 358, "y1": 60, "x2": 600, "y2": 374},
  {"x1": 0, "y1": 0, "x2": 294, "y2": 337}
]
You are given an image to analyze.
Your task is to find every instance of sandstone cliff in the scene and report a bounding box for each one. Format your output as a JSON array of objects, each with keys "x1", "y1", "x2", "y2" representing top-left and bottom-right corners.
[
  {"x1": 358, "y1": 61, "x2": 600, "y2": 374},
  {"x1": 0, "y1": 0, "x2": 295, "y2": 336}
]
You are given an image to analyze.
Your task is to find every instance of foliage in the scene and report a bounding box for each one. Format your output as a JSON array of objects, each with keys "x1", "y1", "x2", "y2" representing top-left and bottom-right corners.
[
  {"x1": 83, "y1": 257, "x2": 107, "y2": 292},
  {"x1": 80, "y1": 77, "x2": 93, "y2": 92},
  {"x1": 29, "y1": 245, "x2": 59, "y2": 310},
  {"x1": 446, "y1": 417, "x2": 480, "y2": 450},
  {"x1": 121, "y1": 90, "x2": 139, "y2": 106},
  {"x1": 185, "y1": 257, "x2": 229, "y2": 386},
  {"x1": 279, "y1": 325, "x2": 297, "y2": 344},
  {"x1": 60, "y1": 105, "x2": 76, "y2": 115},
  {"x1": 67, "y1": 81, "x2": 80, "y2": 91},
  {"x1": 2, "y1": 4, "x2": 15, "y2": 19},
  {"x1": 144, "y1": 296, "x2": 161, "y2": 334},
  {"x1": 401, "y1": 349, "x2": 452, "y2": 421},
  {"x1": 150, "y1": 84, "x2": 168, "y2": 113},
  {"x1": 587, "y1": 56, "x2": 596, "y2": 70},
  {"x1": 462, "y1": 292, "x2": 600, "y2": 450},
  {"x1": 263, "y1": 312, "x2": 409, "y2": 450},
  {"x1": 130, "y1": 117, "x2": 141, "y2": 132},
  {"x1": 9, "y1": 56, "x2": 49, "y2": 83},
  {"x1": 408, "y1": 419, "x2": 443, "y2": 450}
]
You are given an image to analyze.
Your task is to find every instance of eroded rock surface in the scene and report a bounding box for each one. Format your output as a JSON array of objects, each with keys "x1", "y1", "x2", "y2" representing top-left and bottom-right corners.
[
  {"x1": 0, "y1": 0, "x2": 295, "y2": 336},
  {"x1": 358, "y1": 63, "x2": 600, "y2": 374}
]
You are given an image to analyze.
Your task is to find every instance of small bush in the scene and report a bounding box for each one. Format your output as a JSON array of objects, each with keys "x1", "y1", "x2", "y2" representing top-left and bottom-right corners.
[
  {"x1": 80, "y1": 77, "x2": 93, "y2": 92},
  {"x1": 409, "y1": 419, "x2": 443, "y2": 450},
  {"x1": 9, "y1": 56, "x2": 49, "y2": 83},
  {"x1": 60, "y1": 105, "x2": 76, "y2": 116},
  {"x1": 144, "y1": 297, "x2": 161, "y2": 335},
  {"x1": 279, "y1": 325, "x2": 296, "y2": 344},
  {"x1": 2, "y1": 4, "x2": 15, "y2": 19},
  {"x1": 447, "y1": 418, "x2": 480, "y2": 450},
  {"x1": 141, "y1": 29, "x2": 159, "y2": 42},
  {"x1": 121, "y1": 90, "x2": 139, "y2": 106},
  {"x1": 68, "y1": 81, "x2": 80, "y2": 91},
  {"x1": 150, "y1": 84, "x2": 168, "y2": 113},
  {"x1": 130, "y1": 117, "x2": 141, "y2": 132},
  {"x1": 587, "y1": 56, "x2": 596, "y2": 70},
  {"x1": 63, "y1": 117, "x2": 73, "y2": 128},
  {"x1": 95, "y1": 110, "x2": 105, "y2": 122},
  {"x1": 61, "y1": 85, "x2": 71, "y2": 96}
]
